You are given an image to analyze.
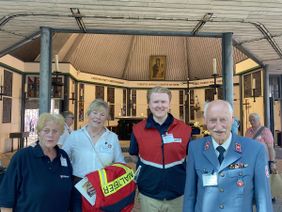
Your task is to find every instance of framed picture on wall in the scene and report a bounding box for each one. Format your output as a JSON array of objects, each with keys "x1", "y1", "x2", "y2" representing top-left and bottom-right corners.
[
  {"x1": 4, "y1": 70, "x2": 13, "y2": 96},
  {"x1": 2, "y1": 97, "x2": 12, "y2": 123},
  {"x1": 205, "y1": 89, "x2": 215, "y2": 102},
  {"x1": 27, "y1": 76, "x2": 39, "y2": 98},
  {"x1": 78, "y1": 83, "x2": 84, "y2": 121},
  {"x1": 51, "y1": 76, "x2": 64, "y2": 98},
  {"x1": 96, "y1": 85, "x2": 104, "y2": 100},
  {"x1": 252, "y1": 71, "x2": 261, "y2": 97},
  {"x1": 149, "y1": 55, "x2": 166, "y2": 80},
  {"x1": 243, "y1": 74, "x2": 252, "y2": 98}
]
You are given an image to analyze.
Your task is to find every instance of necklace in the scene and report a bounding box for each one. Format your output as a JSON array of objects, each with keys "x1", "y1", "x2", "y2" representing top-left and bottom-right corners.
[{"x1": 91, "y1": 128, "x2": 104, "y2": 138}]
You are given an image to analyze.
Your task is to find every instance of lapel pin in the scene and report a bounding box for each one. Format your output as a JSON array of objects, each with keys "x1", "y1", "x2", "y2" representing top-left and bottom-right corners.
[
  {"x1": 204, "y1": 141, "x2": 210, "y2": 150},
  {"x1": 235, "y1": 143, "x2": 241, "y2": 153},
  {"x1": 236, "y1": 179, "x2": 244, "y2": 187}
]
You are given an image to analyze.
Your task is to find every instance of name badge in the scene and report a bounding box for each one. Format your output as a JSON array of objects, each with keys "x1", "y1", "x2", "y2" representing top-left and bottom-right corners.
[
  {"x1": 162, "y1": 133, "x2": 175, "y2": 144},
  {"x1": 60, "y1": 156, "x2": 68, "y2": 167},
  {"x1": 202, "y1": 173, "x2": 218, "y2": 186}
]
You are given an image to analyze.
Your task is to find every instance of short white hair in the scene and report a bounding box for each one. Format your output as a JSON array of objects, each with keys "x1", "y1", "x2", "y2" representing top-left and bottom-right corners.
[
  {"x1": 204, "y1": 100, "x2": 233, "y2": 118},
  {"x1": 249, "y1": 113, "x2": 260, "y2": 121}
]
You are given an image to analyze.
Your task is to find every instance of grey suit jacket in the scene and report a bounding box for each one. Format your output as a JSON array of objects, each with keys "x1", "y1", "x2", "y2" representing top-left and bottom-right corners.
[{"x1": 183, "y1": 134, "x2": 272, "y2": 212}]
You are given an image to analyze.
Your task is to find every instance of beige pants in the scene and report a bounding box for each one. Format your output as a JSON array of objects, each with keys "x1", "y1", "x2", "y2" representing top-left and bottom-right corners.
[{"x1": 139, "y1": 193, "x2": 183, "y2": 212}]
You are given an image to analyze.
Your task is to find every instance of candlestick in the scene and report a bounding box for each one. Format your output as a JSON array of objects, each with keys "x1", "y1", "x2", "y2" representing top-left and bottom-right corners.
[{"x1": 213, "y1": 58, "x2": 217, "y2": 75}]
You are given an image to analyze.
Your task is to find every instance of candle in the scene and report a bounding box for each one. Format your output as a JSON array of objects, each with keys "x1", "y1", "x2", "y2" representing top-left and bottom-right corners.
[
  {"x1": 213, "y1": 58, "x2": 217, "y2": 74},
  {"x1": 252, "y1": 78, "x2": 256, "y2": 89},
  {"x1": 25, "y1": 82, "x2": 28, "y2": 92},
  {"x1": 55, "y1": 54, "x2": 59, "y2": 71}
]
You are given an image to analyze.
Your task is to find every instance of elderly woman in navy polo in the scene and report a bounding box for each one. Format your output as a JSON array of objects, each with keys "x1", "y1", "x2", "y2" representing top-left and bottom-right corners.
[{"x1": 0, "y1": 113, "x2": 73, "y2": 212}]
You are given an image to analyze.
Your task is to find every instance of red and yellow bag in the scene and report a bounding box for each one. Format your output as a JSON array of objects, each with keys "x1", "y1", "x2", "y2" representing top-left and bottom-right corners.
[{"x1": 82, "y1": 163, "x2": 136, "y2": 212}]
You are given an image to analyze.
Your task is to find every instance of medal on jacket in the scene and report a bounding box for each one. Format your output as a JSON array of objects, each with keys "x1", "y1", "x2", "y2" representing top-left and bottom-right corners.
[
  {"x1": 235, "y1": 143, "x2": 241, "y2": 153},
  {"x1": 236, "y1": 179, "x2": 244, "y2": 187},
  {"x1": 204, "y1": 141, "x2": 211, "y2": 150},
  {"x1": 229, "y1": 163, "x2": 248, "y2": 169}
]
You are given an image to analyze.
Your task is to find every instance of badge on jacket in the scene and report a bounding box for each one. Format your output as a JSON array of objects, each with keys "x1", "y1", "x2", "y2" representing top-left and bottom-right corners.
[
  {"x1": 202, "y1": 172, "x2": 218, "y2": 186},
  {"x1": 162, "y1": 133, "x2": 174, "y2": 143},
  {"x1": 60, "y1": 156, "x2": 68, "y2": 167}
]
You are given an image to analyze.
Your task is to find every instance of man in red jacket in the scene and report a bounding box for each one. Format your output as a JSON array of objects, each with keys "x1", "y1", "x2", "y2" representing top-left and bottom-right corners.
[{"x1": 129, "y1": 86, "x2": 192, "y2": 212}]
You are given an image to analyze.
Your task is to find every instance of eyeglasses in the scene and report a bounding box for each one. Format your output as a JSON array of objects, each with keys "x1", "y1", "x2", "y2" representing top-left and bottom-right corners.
[{"x1": 67, "y1": 117, "x2": 74, "y2": 120}]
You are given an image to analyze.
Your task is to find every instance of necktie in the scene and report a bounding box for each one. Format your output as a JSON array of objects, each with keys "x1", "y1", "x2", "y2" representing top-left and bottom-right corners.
[{"x1": 216, "y1": 146, "x2": 225, "y2": 165}]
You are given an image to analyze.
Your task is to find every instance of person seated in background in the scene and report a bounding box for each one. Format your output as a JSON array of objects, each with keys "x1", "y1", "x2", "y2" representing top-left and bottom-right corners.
[
  {"x1": 0, "y1": 113, "x2": 73, "y2": 212},
  {"x1": 58, "y1": 111, "x2": 74, "y2": 147},
  {"x1": 63, "y1": 99, "x2": 125, "y2": 212}
]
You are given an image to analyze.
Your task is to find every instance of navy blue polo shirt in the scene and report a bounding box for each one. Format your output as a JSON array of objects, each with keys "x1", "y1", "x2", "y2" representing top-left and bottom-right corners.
[{"x1": 0, "y1": 142, "x2": 73, "y2": 212}]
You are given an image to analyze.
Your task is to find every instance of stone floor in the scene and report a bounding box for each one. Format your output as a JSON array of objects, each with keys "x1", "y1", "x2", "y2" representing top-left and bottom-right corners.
[{"x1": 0, "y1": 142, "x2": 282, "y2": 211}]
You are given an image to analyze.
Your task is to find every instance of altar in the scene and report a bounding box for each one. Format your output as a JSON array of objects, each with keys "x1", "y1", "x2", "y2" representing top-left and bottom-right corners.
[{"x1": 115, "y1": 116, "x2": 144, "y2": 140}]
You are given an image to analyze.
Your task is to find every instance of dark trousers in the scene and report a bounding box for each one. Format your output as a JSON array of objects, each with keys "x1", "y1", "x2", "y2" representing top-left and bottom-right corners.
[{"x1": 71, "y1": 176, "x2": 82, "y2": 212}]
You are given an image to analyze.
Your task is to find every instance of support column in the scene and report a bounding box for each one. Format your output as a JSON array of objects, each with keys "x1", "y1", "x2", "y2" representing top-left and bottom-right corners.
[
  {"x1": 39, "y1": 27, "x2": 52, "y2": 114},
  {"x1": 264, "y1": 65, "x2": 270, "y2": 128},
  {"x1": 222, "y1": 33, "x2": 234, "y2": 108}
]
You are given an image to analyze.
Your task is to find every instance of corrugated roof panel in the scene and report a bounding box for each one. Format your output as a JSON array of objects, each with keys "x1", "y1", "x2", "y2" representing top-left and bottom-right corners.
[
  {"x1": 243, "y1": 40, "x2": 280, "y2": 61},
  {"x1": 2, "y1": 0, "x2": 282, "y2": 77},
  {"x1": 70, "y1": 34, "x2": 133, "y2": 78},
  {"x1": 187, "y1": 37, "x2": 222, "y2": 80}
]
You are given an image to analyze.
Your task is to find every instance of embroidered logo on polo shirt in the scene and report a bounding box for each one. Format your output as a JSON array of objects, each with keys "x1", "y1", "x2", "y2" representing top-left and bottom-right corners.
[{"x1": 60, "y1": 175, "x2": 70, "y2": 179}]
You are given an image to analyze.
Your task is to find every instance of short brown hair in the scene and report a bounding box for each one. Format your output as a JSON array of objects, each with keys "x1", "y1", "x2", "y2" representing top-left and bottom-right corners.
[{"x1": 147, "y1": 86, "x2": 172, "y2": 103}]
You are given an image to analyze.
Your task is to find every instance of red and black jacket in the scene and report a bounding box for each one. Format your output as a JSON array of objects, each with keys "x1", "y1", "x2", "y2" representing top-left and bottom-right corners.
[{"x1": 129, "y1": 114, "x2": 191, "y2": 200}]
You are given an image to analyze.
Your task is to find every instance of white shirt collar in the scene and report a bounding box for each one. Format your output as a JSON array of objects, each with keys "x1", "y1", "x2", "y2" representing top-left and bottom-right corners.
[{"x1": 212, "y1": 133, "x2": 232, "y2": 156}]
